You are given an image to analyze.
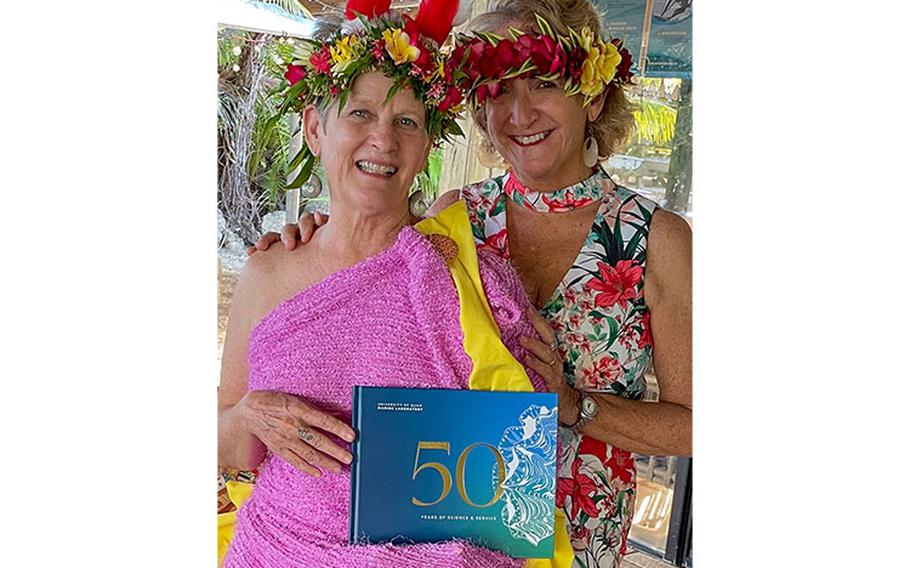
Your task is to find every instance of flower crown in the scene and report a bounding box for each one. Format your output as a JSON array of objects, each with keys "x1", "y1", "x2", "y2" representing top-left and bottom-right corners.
[
  {"x1": 277, "y1": 0, "x2": 467, "y2": 189},
  {"x1": 447, "y1": 14, "x2": 635, "y2": 108}
]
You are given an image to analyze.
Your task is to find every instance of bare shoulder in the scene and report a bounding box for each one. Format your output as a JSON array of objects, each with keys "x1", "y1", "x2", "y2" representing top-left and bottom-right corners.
[
  {"x1": 651, "y1": 208, "x2": 691, "y2": 246},
  {"x1": 648, "y1": 209, "x2": 691, "y2": 266},
  {"x1": 645, "y1": 209, "x2": 691, "y2": 304},
  {"x1": 237, "y1": 240, "x2": 316, "y2": 317},
  {"x1": 425, "y1": 189, "x2": 462, "y2": 217}
]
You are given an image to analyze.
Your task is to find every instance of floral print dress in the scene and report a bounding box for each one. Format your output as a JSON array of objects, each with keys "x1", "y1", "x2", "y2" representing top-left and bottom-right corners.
[{"x1": 460, "y1": 168, "x2": 659, "y2": 568}]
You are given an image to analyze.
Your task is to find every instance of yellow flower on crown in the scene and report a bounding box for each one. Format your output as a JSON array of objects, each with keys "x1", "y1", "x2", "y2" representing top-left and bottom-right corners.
[
  {"x1": 596, "y1": 40, "x2": 621, "y2": 84},
  {"x1": 580, "y1": 45, "x2": 605, "y2": 97},
  {"x1": 382, "y1": 28, "x2": 420, "y2": 65},
  {"x1": 580, "y1": 40, "x2": 622, "y2": 97},
  {"x1": 330, "y1": 35, "x2": 357, "y2": 65}
]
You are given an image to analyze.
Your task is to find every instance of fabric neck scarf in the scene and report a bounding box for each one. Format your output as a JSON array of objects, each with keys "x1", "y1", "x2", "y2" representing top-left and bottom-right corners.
[{"x1": 503, "y1": 168, "x2": 612, "y2": 213}]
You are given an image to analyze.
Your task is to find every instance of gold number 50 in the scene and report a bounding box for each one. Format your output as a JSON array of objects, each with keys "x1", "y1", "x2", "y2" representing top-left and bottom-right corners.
[{"x1": 411, "y1": 441, "x2": 506, "y2": 508}]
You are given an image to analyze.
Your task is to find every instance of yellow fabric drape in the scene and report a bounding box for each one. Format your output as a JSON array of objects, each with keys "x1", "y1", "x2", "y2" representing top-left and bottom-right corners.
[
  {"x1": 416, "y1": 202, "x2": 572, "y2": 568},
  {"x1": 217, "y1": 481, "x2": 254, "y2": 566},
  {"x1": 217, "y1": 202, "x2": 572, "y2": 567}
]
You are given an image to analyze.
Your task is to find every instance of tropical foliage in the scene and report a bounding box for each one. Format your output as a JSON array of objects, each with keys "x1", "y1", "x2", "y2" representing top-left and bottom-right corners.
[{"x1": 218, "y1": 28, "x2": 299, "y2": 244}]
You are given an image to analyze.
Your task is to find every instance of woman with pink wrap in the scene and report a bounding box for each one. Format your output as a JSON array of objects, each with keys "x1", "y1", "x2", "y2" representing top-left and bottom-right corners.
[{"x1": 217, "y1": 3, "x2": 561, "y2": 566}]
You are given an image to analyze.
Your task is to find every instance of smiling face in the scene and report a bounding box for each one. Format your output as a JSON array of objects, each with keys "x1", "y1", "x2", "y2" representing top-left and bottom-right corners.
[
  {"x1": 303, "y1": 71, "x2": 431, "y2": 216},
  {"x1": 484, "y1": 75, "x2": 605, "y2": 192},
  {"x1": 480, "y1": 22, "x2": 605, "y2": 191}
]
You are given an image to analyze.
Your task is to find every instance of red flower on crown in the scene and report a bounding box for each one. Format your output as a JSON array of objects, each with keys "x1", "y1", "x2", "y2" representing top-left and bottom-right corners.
[
  {"x1": 492, "y1": 39, "x2": 520, "y2": 72},
  {"x1": 345, "y1": 0, "x2": 391, "y2": 20},
  {"x1": 284, "y1": 64, "x2": 307, "y2": 86},
  {"x1": 565, "y1": 46, "x2": 587, "y2": 81},
  {"x1": 310, "y1": 46, "x2": 332, "y2": 75},
  {"x1": 438, "y1": 86, "x2": 463, "y2": 112},
  {"x1": 524, "y1": 34, "x2": 566, "y2": 76},
  {"x1": 612, "y1": 38, "x2": 634, "y2": 83}
]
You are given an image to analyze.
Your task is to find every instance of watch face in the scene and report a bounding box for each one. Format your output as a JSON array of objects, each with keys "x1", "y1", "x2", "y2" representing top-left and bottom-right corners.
[{"x1": 581, "y1": 396, "x2": 598, "y2": 418}]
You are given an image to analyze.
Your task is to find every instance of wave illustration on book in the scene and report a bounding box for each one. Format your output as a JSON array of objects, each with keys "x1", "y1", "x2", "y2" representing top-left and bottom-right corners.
[{"x1": 497, "y1": 405, "x2": 558, "y2": 545}]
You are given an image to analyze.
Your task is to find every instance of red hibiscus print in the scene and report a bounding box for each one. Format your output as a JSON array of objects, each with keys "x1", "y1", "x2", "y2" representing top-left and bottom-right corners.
[
  {"x1": 542, "y1": 187, "x2": 594, "y2": 212},
  {"x1": 578, "y1": 434, "x2": 607, "y2": 463},
  {"x1": 637, "y1": 311, "x2": 652, "y2": 349},
  {"x1": 479, "y1": 228, "x2": 509, "y2": 258},
  {"x1": 556, "y1": 458, "x2": 601, "y2": 520},
  {"x1": 581, "y1": 355, "x2": 623, "y2": 390},
  {"x1": 606, "y1": 448, "x2": 635, "y2": 485},
  {"x1": 584, "y1": 259, "x2": 642, "y2": 308}
]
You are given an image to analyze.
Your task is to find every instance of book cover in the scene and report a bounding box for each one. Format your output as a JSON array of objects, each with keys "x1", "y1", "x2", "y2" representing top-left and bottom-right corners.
[{"x1": 349, "y1": 386, "x2": 558, "y2": 558}]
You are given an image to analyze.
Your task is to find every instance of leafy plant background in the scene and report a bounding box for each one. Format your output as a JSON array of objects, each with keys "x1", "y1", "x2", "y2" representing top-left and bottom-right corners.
[{"x1": 218, "y1": 28, "x2": 300, "y2": 245}]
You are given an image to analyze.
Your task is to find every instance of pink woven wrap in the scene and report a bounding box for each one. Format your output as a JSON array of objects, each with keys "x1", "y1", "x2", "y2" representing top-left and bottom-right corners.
[{"x1": 224, "y1": 227, "x2": 544, "y2": 567}]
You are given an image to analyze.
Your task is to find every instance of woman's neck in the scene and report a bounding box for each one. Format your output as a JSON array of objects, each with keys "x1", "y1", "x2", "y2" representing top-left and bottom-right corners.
[
  {"x1": 314, "y1": 204, "x2": 417, "y2": 266},
  {"x1": 510, "y1": 159, "x2": 593, "y2": 193}
]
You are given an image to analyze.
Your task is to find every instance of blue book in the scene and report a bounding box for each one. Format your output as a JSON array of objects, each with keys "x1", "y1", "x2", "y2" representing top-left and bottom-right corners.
[{"x1": 349, "y1": 386, "x2": 558, "y2": 558}]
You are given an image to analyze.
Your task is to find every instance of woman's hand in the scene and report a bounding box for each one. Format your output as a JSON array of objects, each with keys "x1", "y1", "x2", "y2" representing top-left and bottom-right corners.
[
  {"x1": 239, "y1": 390, "x2": 355, "y2": 478},
  {"x1": 520, "y1": 307, "x2": 580, "y2": 424},
  {"x1": 246, "y1": 212, "x2": 329, "y2": 255}
]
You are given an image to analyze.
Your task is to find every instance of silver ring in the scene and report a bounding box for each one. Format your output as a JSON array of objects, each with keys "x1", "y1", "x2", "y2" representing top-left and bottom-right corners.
[
  {"x1": 297, "y1": 426, "x2": 315, "y2": 443},
  {"x1": 549, "y1": 339, "x2": 558, "y2": 351}
]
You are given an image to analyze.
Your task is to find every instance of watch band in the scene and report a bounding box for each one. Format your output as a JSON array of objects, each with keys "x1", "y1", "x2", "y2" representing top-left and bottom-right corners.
[{"x1": 559, "y1": 388, "x2": 582, "y2": 428}]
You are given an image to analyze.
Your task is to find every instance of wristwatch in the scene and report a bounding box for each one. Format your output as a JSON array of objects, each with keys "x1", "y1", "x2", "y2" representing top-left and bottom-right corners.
[
  {"x1": 573, "y1": 394, "x2": 598, "y2": 433},
  {"x1": 562, "y1": 390, "x2": 598, "y2": 432}
]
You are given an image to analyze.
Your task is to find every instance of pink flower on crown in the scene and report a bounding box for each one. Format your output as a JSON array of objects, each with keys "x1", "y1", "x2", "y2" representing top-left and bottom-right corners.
[
  {"x1": 427, "y1": 82, "x2": 445, "y2": 100},
  {"x1": 310, "y1": 46, "x2": 333, "y2": 75},
  {"x1": 371, "y1": 39, "x2": 386, "y2": 61}
]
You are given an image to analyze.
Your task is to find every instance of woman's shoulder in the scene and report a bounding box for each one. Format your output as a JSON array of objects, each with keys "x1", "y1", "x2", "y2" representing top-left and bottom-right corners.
[{"x1": 239, "y1": 241, "x2": 322, "y2": 321}]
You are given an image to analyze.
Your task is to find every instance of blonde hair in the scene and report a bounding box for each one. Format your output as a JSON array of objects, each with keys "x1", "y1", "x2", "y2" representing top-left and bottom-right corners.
[{"x1": 468, "y1": 0, "x2": 635, "y2": 161}]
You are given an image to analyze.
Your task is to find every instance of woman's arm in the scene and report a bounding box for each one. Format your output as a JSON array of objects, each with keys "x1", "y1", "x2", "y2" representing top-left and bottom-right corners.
[
  {"x1": 525, "y1": 209, "x2": 692, "y2": 456},
  {"x1": 218, "y1": 264, "x2": 266, "y2": 470},
  {"x1": 218, "y1": 255, "x2": 356, "y2": 476}
]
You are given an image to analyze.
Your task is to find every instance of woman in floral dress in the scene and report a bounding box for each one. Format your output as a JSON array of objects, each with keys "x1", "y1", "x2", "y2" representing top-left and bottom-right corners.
[
  {"x1": 260, "y1": 2, "x2": 691, "y2": 566},
  {"x1": 433, "y1": 4, "x2": 692, "y2": 566}
]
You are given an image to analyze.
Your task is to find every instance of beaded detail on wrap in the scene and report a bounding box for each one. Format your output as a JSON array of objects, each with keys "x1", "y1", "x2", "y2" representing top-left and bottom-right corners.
[{"x1": 223, "y1": 224, "x2": 544, "y2": 568}]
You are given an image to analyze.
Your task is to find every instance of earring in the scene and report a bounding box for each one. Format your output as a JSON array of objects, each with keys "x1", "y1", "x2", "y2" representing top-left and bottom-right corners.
[
  {"x1": 583, "y1": 132, "x2": 600, "y2": 168},
  {"x1": 301, "y1": 173, "x2": 323, "y2": 199}
]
